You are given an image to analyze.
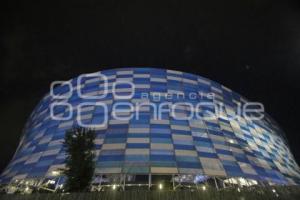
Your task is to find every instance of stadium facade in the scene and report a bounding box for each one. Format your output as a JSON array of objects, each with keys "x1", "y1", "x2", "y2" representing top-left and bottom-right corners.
[{"x1": 1, "y1": 68, "x2": 300, "y2": 190}]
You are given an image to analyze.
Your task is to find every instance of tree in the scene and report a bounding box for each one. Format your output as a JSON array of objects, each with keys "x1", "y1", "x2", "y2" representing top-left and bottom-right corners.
[{"x1": 63, "y1": 127, "x2": 96, "y2": 192}]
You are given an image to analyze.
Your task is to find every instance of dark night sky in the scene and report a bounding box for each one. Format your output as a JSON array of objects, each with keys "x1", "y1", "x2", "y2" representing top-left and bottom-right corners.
[{"x1": 0, "y1": 0, "x2": 300, "y2": 173}]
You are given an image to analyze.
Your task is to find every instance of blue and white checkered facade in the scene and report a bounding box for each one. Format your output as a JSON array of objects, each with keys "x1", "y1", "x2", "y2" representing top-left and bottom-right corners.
[{"x1": 1, "y1": 68, "x2": 300, "y2": 185}]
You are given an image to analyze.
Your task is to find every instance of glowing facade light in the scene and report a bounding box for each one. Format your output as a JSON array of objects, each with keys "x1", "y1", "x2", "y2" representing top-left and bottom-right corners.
[
  {"x1": 238, "y1": 177, "x2": 247, "y2": 185},
  {"x1": 237, "y1": 187, "x2": 241, "y2": 192},
  {"x1": 159, "y1": 183, "x2": 163, "y2": 190},
  {"x1": 202, "y1": 185, "x2": 206, "y2": 191},
  {"x1": 112, "y1": 184, "x2": 116, "y2": 190},
  {"x1": 250, "y1": 180, "x2": 258, "y2": 185},
  {"x1": 272, "y1": 189, "x2": 276, "y2": 193},
  {"x1": 51, "y1": 170, "x2": 60, "y2": 176}
]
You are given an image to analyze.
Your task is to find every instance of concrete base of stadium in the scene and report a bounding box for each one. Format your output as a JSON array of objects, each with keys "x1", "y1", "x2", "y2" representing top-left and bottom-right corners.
[
  {"x1": 1, "y1": 187, "x2": 300, "y2": 200},
  {"x1": 1, "y1": 174, "x2": 279, "y2": 194}
]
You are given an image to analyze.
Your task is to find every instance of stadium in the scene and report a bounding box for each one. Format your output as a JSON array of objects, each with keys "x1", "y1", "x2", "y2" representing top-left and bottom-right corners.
[{"x1": 1, "y1": 68, "x2": 300, "y2": 192}]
